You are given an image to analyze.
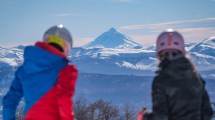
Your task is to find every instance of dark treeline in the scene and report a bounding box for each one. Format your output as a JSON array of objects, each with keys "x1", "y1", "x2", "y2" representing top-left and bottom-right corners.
[
  {"x1": 15, "y1": 96, "x2": 137, "y2": 120},
  {"x1": 74, "y1": 96, "x2": 136, "y2": 120}
]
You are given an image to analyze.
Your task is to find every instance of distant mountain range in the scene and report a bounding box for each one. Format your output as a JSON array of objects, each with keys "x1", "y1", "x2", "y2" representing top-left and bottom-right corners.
[
  {"x1": 0, "y1": 28, "x2": 215, "y2": 114},
  {"x1": 69, "y1": 28, "x2": 215, "y2": 79},
  {"x1": 0, "y1": 27, "x2": 215, "y2": 82}
]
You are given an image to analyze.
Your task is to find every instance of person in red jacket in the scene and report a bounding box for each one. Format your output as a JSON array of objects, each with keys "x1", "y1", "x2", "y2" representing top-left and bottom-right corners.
[{"x1": 3, "y1": 24, "x2": 78, "y2": 120}]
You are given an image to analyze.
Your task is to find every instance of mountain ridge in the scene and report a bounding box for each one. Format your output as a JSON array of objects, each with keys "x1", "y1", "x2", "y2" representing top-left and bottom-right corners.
[
  {"x1": 83, "y1": 27, "x2": 142, "y2": 49},
  {"x1": 0, "y1": 28, "x2": 215, "y2": 78}
]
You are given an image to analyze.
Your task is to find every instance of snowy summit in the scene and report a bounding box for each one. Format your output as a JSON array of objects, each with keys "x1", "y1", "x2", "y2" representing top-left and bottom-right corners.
[
  {"x1": 202, "y1": 36, "x2": 215, "y2": 46},
  {"x1": 190, "y1": 36, "x2": 215, "y2": 56},
  {"x1": 83, "y1": 28, "x2": 142, "y2": 49}
]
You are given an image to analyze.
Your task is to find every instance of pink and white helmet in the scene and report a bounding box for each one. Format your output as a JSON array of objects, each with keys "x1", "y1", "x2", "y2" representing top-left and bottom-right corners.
[{"x1": 156, "y1": 29, "x2": 185, "y2": 55}]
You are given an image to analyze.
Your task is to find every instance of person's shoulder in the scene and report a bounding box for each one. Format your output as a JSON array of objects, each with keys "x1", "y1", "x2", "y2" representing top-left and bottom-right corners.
[
  {"x1": 153, "y1": 69, "x2": 175, "y2": 88},
  {"x1": 58, "y1": 64, "x2": 78, "y2": 83},
  {"x1": 153, "y1": 74, "x2": 165, "y2": 87},
  {"x1": 154, "y1": 70, "x2": 170, "y2": 81},
  {"x1": 23, "y1": 44, "x2": 42, "y2": 57},
  {"x1": 173, "y1": 55, "x2": 194, "y2": 67},
  {"x1": 24, "y1": 43, "x2": 39, "y2": 51},
  {"x1": 60, "y1": 64, "x2": 78, "y2": 73}
]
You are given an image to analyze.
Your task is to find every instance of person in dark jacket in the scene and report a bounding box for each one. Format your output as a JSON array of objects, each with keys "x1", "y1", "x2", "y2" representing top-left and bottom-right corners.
[
  {"x1": 3, "y1": 25, "x2": 78, "y2": 120},
  {"x1": 142, "y1": 29, "x2": 213, "y2": 120}
]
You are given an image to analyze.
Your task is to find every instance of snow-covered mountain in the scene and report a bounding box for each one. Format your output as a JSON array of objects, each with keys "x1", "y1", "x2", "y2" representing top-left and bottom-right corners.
[
  {"x1": 9, "y1": 45, "x2": 25, "y2": 53},
  {"x1": 1, "y1": 29, "x2": 213, "y2": 79},
  {"x1": 0, "y1": 46, "x2": 24, "y2": 113},
  {"x1": 145, "y1": 43, "x2": 196, "y2": 51},
  {"x1": 190, "y1": 36, "x2": 215, "y2": 56},
  {"x1": 70, "y1": 47, "x2": 157, "y2": 76},
  {"x1": 0, "y1": 28, "x2": 215, "y2": 114},
  {"x1": 0, "y1": 28, "x2": 214, "y2": 81},
  {"x1": 186, "y1": 37, "x2": 215, "y2": 79},
  {"x1": 0, "y1": 47, "x2": 23, "y2": 68},
  {"x1": 83, "y1": 28, "x2": 142, "y2": 49},
  {"x1": 0, "y1": 46, "x2": 23, "y2": 82},
  {"x1": 70, "y1": 29, "x2": 215, "y2": 78}
]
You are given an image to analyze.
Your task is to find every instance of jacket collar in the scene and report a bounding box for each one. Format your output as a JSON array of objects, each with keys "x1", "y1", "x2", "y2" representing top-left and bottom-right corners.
[{"x1": 35, "y1": 42, "x2": 69, "y2": 61}]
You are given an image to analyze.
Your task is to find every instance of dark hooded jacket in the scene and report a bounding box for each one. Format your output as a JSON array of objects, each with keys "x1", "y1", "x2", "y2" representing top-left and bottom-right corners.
[{"x1": 144, "y1": 55, "x2": 213, "y2": 120}]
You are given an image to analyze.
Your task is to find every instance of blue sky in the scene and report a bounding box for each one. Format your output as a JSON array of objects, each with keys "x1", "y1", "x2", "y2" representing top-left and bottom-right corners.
[{"x1": 0, "y1": 0, "x2": 215, "y2": 48}]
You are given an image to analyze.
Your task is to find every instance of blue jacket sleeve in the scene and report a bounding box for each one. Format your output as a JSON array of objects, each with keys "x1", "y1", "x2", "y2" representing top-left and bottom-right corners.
[{"x1": 3, "y1": 68, "x2": 23, "y2": 120}]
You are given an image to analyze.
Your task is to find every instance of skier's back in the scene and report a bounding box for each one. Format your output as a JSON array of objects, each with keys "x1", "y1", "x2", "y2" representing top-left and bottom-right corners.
[
  {"x1": 3, "y1": 25, "x2": 78, "y2": 120},
  {"x1": 142, "y1": 29, "x2": 213, "y2": 120}
]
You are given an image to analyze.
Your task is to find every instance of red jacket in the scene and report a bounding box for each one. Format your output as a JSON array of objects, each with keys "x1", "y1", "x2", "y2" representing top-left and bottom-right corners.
[
  {"x1": 25, "y1": 66, "x2": 77, "y2": 120},
  {"x1": 0, "y1": 41, "x2": 78, "y2": 120},
  {"x1": 137, "y1": 111, "x2": 143, "y2": 120},
  {"x1": 24, "y1": 42, "x2": 78, "y2": 120}
]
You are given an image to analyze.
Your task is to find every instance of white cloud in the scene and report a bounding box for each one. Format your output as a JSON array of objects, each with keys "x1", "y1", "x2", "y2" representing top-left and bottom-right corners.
[
  {"x1": 120, "y1": 18, "x2": 215, "y2": 31},
  {"x1": 127, "y1": 27, "x2": 215, "y2": 45},
  {"x1": 120, "y1": 17, "x2": 215, "y2": 44},
  {"x1": 177, "y1": 27, "x2": 215, "y2": 33},
  {"x1": 178, "y1": 27, "x2": 215, "y2": 43}
]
